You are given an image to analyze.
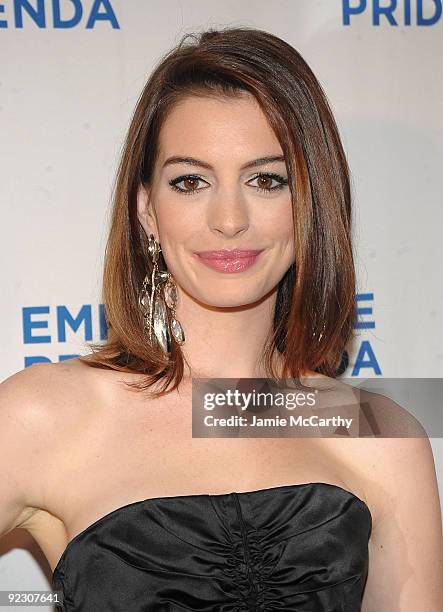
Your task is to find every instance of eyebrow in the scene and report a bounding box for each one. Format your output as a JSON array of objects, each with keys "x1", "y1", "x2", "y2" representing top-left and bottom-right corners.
[{"x1": 162, "y1": 155, "x2": 286, "y2": 171}]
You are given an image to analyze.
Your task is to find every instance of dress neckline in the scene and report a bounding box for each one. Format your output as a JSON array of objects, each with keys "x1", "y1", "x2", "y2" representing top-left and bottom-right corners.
[{"x1": 52, "y1": 481, "x2": 372, "y2": 582}]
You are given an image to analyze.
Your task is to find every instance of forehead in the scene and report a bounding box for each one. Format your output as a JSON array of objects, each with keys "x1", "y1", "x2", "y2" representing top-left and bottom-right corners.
[{"x1": 157, "y1": 93, "x2": 282, "y2": 162}]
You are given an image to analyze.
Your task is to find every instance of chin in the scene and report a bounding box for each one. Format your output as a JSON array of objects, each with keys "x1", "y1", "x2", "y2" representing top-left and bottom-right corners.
[{"x1": 196, "y1": 289, "x2": 267, "y2": 309}]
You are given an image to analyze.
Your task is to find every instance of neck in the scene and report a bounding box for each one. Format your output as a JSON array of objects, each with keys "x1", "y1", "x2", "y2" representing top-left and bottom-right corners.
[{"x1": 175, "y1": 285, "x2": 282, "y2": 379}]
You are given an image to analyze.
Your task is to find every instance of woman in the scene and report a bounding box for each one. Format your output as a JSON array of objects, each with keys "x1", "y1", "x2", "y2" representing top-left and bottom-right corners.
[{"x1": 1, "y1": 26, "x2": 442, "y2": 611}]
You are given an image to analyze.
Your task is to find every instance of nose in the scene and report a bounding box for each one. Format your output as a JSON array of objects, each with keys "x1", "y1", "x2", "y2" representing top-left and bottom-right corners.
[{"x1": 207, "y1": 186, "x2": 250, "y2": 238}]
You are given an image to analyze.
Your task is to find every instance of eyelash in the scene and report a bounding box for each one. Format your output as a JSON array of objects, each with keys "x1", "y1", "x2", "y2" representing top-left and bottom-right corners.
[{"x1": 168, "y1": 172, "x2": 289, "y2": 196}]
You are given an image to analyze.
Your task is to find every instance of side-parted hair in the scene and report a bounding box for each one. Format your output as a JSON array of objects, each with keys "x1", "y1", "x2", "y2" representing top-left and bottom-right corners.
[{"x1": 80, "y1": 26, "x2": 356, "y2": 398}]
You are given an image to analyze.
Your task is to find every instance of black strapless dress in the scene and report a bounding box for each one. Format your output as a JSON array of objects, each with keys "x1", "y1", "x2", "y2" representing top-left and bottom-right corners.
[{"x1": 51, "y1": 482, "x2": 372, "y2": 611}]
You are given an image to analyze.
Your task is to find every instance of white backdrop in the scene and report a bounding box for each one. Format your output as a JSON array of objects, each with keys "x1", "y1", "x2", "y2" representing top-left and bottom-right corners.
[{"x1": 1, "y1": 0, "x2": 442, "y2": 604}]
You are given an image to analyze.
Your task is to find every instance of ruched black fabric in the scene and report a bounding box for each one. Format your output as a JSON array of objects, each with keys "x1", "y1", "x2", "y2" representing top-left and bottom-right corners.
[{"x1": 51, "y1": 482, "x2": 372, "y2": 611}]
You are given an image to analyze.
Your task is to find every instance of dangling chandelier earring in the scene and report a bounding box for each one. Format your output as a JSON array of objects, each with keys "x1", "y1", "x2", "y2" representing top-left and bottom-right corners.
[{"x1": 138, "y1": 233, "x2": 185, "y2": 356}]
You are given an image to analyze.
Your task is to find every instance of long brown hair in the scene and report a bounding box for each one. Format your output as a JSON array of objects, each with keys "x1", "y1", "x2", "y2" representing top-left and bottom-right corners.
[{"x1": 80, "y1": 26, "x2": 356, "y2": 398}]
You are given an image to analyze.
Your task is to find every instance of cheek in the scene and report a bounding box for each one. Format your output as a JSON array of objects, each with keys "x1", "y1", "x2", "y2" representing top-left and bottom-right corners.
[
  {"x1": 257, "y1": 197, "x2": 293, "y2": 226},
  {"x1": 156, "y1": 196, "x2": 200, "y2": 237},
  {"x1": 266, "y1": 207, "x2": 294, "y2": 242},
  {"x1": 270, "y1": 209, "x2": 295, "y2": 260},
  {"x1": 155, "y1": 209, "x2": 197, "y2": 275}
]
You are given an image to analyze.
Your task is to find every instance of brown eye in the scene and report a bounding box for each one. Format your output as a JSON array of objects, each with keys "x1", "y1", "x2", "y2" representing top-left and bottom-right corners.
[
  {"x1": 249, "y1": 172, "x2": 288, "y2": 193},
  {"x1": 169, "y1": 175, "x2": 208, "y2": 196},
  {"x1": 257, "y1": 175, "x2": 273, "y2": 190},
  {"x1": 183, "y1": 178, "x2": 199, "y2": 191}
]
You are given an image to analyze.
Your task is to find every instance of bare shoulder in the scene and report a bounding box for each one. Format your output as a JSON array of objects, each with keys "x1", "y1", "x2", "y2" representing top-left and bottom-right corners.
[
  {"x1": 302, "y1": 374, "x2": 428, "y2": 437},
  {"x1": 356, "y1": 386, "x2": 428, "y2": 438},
  {"x1": 314, "y1": 381, "x2": 443, "y2": 607},
  {"x1": 0, "y1": 358, "x2": 98, "y2": 534},
  {"x1": 352, "y1": 393, "x2": 443, "y2": 609},
  {"x1": 0, "y1": 361, "x2": 64, "y2": 443},
  {"x1": 1, "y1": 357, "x2": 97, "y2": 428},
  {"x1": 349, "y1": 387, "x2": 438, "y2": 515},
  {"x1": 339, "y1": 383, "x2": 434, "y2": 494},
  {"x1": 0, "y1": 362, "x2": 57, "y2": 535},
  {"x1": 311, "y1": 380, "x2": 436, "y2": 516}
]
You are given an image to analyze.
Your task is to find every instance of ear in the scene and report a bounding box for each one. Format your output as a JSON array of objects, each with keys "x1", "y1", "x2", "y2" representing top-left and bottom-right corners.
[{"x1": 136, "y1": 184, "x2": 159, "y2": 240}]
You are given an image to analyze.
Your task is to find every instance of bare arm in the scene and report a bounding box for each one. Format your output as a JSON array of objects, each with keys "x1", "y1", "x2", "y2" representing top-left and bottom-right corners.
[
  {"x1": 0, "y1": 363, "x2": 53, "y2": 538},
  {"x1": 362, "y1": 436, "x2": 443, "y2": 611}
]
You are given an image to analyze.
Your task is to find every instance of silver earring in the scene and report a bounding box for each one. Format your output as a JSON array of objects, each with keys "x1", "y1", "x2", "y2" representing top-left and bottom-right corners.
[
  {"x1": 164, "y1": 274, "x2": 185, "y2": 346},
  {"x1": 138, "y1": 234, "x2": 185, "y2": 356}
]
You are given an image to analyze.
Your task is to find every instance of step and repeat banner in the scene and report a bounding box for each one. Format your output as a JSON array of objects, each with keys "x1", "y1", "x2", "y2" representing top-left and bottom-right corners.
[{"x1": 1, "y1": 0, "x2": 442, "y2": 604}]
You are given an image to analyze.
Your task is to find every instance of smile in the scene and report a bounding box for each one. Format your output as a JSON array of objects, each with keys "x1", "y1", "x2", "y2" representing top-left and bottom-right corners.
[{"x1": 195, "y1": 249, "x2": 264, "y2": 274}]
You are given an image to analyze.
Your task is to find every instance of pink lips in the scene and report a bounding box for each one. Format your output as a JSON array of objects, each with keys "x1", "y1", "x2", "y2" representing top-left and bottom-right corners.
[{"x1": 195, "y1": 249, "x2": 264, "y2": 273}]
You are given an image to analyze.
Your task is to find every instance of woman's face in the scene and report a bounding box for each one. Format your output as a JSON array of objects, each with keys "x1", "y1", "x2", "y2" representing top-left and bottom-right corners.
[{"x1": 137, "y1": 92, "x2": 295, "y2": 308}]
